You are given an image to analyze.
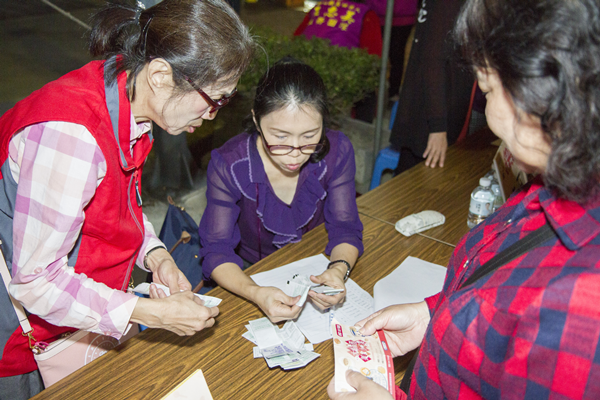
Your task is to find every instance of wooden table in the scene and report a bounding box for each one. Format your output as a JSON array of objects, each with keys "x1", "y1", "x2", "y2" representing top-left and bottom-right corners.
[{"x1": 33, "y1": 132, "x2": 498, "y2": 400}]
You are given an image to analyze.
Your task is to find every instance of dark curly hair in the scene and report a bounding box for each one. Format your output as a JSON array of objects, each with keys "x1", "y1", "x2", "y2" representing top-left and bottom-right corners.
[
  {"x1": 454, "y1": 0, "x2": 600, "y2": 202},
  {"x1": 243, "y1": 57, "x2": 331, "y2": 163}
]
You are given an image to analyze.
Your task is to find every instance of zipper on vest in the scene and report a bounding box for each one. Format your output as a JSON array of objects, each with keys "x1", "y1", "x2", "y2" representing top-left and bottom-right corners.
[
  {"x1": 134, "y1": 170, "x2": 142, "y2": 207},
  {"x1": 123, "y1": 174, "x2": 144, "y2": 291}
]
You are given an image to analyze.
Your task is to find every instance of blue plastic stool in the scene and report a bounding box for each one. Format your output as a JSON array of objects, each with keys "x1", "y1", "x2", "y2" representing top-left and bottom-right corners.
[
  {"x1": 369, "y1": 101, "x2": 401, "y2": 190},
  {"x1": 369, "y1": 147, "x2": 400, "y2": 190}
]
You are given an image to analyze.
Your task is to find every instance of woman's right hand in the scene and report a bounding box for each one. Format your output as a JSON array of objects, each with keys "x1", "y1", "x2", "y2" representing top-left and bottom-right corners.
[
  {"x1": 355, "y1": 302, "x2": 430, "y2": 357},
  {"x1": 251, "y1": 286, "x2": 302, "y2": 323},
  {"x1": 131, "y1": 292, "x2": 219, "y2": 336}
]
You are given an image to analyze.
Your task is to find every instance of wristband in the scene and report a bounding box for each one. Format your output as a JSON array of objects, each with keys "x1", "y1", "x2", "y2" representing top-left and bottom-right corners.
[
  {"x1": 143, "y1": 246, "x2": 166, "y2": 271},
  {"x1": 327, "y1": 260, "x2": 352, "y2": 282}
]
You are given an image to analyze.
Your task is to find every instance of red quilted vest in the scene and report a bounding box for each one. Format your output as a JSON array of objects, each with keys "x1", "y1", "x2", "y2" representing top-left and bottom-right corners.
[{"x1": 0, "y1": 60, "x2": 153, "y2": 376}]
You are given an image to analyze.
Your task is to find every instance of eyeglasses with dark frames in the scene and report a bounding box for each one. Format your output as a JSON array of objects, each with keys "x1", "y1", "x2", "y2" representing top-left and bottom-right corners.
[
  {"x1": 175, "y1": 69, "x2": 237, "y2": 114},
  {"x1": 259, "y1": 129, "x2": 323, "y2": 156}
]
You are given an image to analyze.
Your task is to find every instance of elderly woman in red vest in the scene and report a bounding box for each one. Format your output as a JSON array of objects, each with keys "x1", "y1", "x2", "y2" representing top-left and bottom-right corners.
[{"x1": 0, "y1": 1, "x2": 254, "y2": 398}]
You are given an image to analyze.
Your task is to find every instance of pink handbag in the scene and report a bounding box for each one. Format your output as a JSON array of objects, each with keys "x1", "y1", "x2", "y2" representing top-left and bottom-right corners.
[
  {"x1": 0, "y1": 245, "x2": 138, "y2": 388},
  {"x1": 32, "y1": 322, "x2": 139, "y2": 387}
]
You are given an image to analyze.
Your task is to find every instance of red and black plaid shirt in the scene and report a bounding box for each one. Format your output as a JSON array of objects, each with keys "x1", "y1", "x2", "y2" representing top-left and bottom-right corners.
[{"x1": 408, "y1": 177, "x2": 600, "y2": 399}]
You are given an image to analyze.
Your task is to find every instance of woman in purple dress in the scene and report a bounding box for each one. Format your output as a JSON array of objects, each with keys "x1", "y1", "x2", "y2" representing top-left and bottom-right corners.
[{"x1": 198, "y1": 59, "x2": 364, "y2": 322}]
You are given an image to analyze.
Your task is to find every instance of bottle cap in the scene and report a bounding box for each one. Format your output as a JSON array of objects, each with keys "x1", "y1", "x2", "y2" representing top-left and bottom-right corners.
[{"x1": 479, "y1": 177, "x2": 491, "y2": 187}]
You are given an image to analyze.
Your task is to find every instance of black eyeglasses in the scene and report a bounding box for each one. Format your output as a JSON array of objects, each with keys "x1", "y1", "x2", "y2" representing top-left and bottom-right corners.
[
  {"x1": 179, "y1": 72, "x2": 237, "y2": 114},
  {"x1": 259, "y1": 130, "x2": 323, "y2": 155}
]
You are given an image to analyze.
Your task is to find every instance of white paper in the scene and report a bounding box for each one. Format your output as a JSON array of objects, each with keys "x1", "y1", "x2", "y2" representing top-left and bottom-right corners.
[
  {"x1": 132, "y1": 283, "x2": 222, "y2": 308},
  {"x1": 372, "y1": 256, "x2": 446, "y2": 312},
  {"x1": 242, "y1": 330, "x2": 257, "y2": 345},
  {"x1": 161, "y1": 369, "x2": 213, "y2": 400},
  {"x1": 303, "y1": 343, "x2": 314, "y2": 352},
  {"x1": 294, "y1": 279, "x2": 373, "y2": 344},
  {"x1": 248, "y1": 318, "x2": 290, "y2": 358},
  {"x1": 250, "y1": 254, "x2": 445, "y2": 345},
  {"x1": 295, "y1": 301, "x2": 333, "y2": 344},
  {"x1": 264, "y1": 353, "x2": 292, "y2": 368},
  {"x1": 253, "y1": 343, "x2": 314, "y2": 359},
  {"x1": 332, "y1": 279, "x2": 374, "y2": 326},
  {"x1": 280, "y1": 350, "x2": 321, "y2": 370},
  {"x1": 283, "y1": 276, "x2": 311, "y2": 307},
  {"x1": 278, "y1": 321, "x2": 306, "y2": 352},
  {"x1": 251, "y1": 254, "x2": 330, "y2": 289}
]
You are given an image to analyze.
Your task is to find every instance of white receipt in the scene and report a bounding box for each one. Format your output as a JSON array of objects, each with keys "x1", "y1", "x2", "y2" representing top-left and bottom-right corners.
[
  {"x1": 245, "y1": 318, "x2": 320, "y2": 370},
  {"x1": 248, "y1": 318, "x2": 294, "y2": 358},
  {"x1": 283, "y1": 274, "x2": 314, "y2": 306},
  {"x1": 242, "y1": 330, "x2": 257, "y2": 345},
  {"x1": 278, "y1": 320, "x2": 306, "y2": 351},
  {"x1": 132, "y1": 283, "x2": 222, "y2": 308},
  {"x1": 253, "y1": 343, "x2": 314, "y2": 359},
  {"x1": 280, "y1": 350, "x2": 320, "y2": 370}
]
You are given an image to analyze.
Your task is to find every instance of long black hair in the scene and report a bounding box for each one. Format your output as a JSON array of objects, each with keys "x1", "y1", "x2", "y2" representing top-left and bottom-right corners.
[
  {"x1": 455, "y1": 0, "x2": 600, "y2": 202},
  {"x1": 244, "y1": 57, "x2": 331, "y2": 163}
]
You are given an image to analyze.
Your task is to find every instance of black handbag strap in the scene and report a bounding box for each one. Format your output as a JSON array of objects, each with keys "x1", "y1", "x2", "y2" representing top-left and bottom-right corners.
[
  {"x1": 459, "y1": 223, "x2": 556, "y2": 290},
  {"x1": 399, "y1": 222, "x2": 557, "y2": 396}
]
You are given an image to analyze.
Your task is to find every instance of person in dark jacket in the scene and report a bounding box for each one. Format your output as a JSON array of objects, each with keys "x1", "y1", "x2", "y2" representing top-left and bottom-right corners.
[{"x1": 389, "y1": 0, "x2": 474, "y2": 173}]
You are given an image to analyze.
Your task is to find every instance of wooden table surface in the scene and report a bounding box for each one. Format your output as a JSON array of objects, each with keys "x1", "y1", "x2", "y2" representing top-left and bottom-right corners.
[{"x1": 32, "y1": 132, "x2": 498, "y2": 400}]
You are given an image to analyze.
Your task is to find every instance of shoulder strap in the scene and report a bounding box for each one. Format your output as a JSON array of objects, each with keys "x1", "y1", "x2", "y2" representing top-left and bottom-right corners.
[
  {"x1": 400, "y1": 222, "x2": 557, "y2": 397},
  {"x1": 0, "y1": 241, "x2": 32, "y2": 334},
  {"x1": 0, "y1": 241, "x2": 33, "y2": 334},
  {"x1": 459, "y1": 223, "x2": 556, "y2": 290}
]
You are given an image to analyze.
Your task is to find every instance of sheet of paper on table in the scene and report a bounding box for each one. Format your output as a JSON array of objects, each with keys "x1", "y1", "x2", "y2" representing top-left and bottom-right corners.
[
  {"x1": 161, "y1": 369, "x2": 213, "y2": 400},
  {"x1": 373, "y1": 256, "x2": 447, "y2": 312},
  {"x1": 251, "y1": 254, "x2": 446, "y2": 344},
  {"x1": 251, "y1": 255, "x2": 378, "y2": 344}
]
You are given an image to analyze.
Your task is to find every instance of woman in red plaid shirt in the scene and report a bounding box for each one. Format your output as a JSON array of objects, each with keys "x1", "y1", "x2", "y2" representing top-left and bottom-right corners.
[{"x1": 329, "y1": 0, "x2": 600, "y2": 399}]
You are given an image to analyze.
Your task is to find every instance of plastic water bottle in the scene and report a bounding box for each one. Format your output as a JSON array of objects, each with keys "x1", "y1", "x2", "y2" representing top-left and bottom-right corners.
[
  {"x1": 490, "y1": 181, "x2": 503, "y2": 211},
  {"x1": 483, "y1": 169, "x2": 504, "y2": 211},
  {"x1": 467, "y1": 177, "x2": 495, "y2": 228}
]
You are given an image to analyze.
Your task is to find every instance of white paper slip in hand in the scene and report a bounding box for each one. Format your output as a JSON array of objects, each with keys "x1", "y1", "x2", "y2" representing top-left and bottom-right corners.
[
  {"x1": 284, "y1": 274, "x2": 312, "y2": 306},
  {"x1": 132, "y1": 283, "x2": 222, "y2": 308},
  {"x1": 395, "y1": 210, "x2": 445, "y2": 237}
]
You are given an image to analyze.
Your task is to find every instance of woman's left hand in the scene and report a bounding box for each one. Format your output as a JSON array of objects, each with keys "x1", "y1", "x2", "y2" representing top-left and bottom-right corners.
[
  {"x1": 308, "y1": 265, "x2": 346, "y2": 310},
  {"x1": 327, "y1": 370, "x2": 394, "y2": 400},
  {"x1": 146, "y1": 248, "x2": 192, "y2": 296}
]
